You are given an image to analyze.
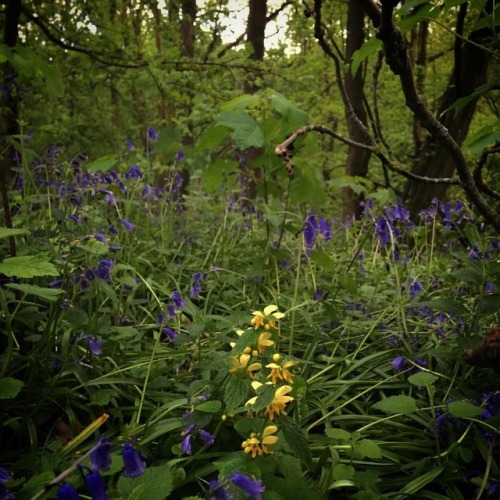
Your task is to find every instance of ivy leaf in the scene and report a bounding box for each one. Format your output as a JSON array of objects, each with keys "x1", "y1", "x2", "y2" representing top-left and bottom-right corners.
[
  {"x1": 372, "y1": 395, "x2": 418, "y2": 414},
  {"x1": 0, "y1": 377, "x2": 24, "y2": 399},
  {"x1": 448, "y1": 401, "x2": 485, "y2": 418},
  {"x1": 0, "y1": 254, "x2": 59, "y2": 278},
  {"x1": 408, "y1": 372, "x2": 438, "y2": 387},
  {"x1": 216, "y1": 111, "x2": 264, "y2": 150}
]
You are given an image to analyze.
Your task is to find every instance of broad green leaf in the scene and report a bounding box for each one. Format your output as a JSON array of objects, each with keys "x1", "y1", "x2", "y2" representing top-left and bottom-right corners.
[
  {"x1": 0, "y1": 254, "x2": 59, "y2": 278},
  {"x1": 196, "y1": 400, "x2": 222, "y2": 413},
  {"x1": 448, "y1": 401, "x2": 485, "y2": 418},
  {"x1": 474, "y1": 7, "x2": 500, "y2": 30},
  {"x1": 221, "y1": 93, "x2": 260, "y2": 111},
  {"x1": 0, "y1": 377, "x2": 24, "y2": 399},
  {"x1": 216, "y1": 111, "x2": 264, "y2": 150},
  {"x1": 202, "y1": 159, "x2": 238, "y2": 191},
  {"x1": 278, "y1": 415, "x2": 314, "y2": 471},
  {"x1": 6, "y1": 283, "x2": 64, "y2": 302},
  {"x1": 333, "y1": 464, "x2": 355, "y2": 480},
  {"x1": 0, "y1": 227, "x2": 29, "y2": 239},
  {"x1": 117, "y1": 464, "x2": 173, "y2": 500},
  {"x1": 86, "y1": 154, "x2": 119, "y2": 172},
  {"x1": 452, "y1": 79, "x2": 499, "y2": 114},
  {"x1": 408, "y1": 372, "x2": 438, "y2": 387},
  {"x1": 398, "y1": 3, "x2": 440, "y2": 32},
  {"x1": 268, "y1": 90, "x2": 309, "y2": 127},
  {"x1": 354, "y1": 439, "x2": 383, "y2": 459},
  {"x1": 311, "y1": 251, "x2": 337, "y2": 271},
  {"x1": 224, "y1": 376, "x2": 250, "y2": 413},
  {"x1": 372, "y1": 395, "x2": 418, "y2": 414},
  {"x1": 38, "y1": 60, "x2": 64, "y2": 97},
  {"x1": 152, "y1": 125, "x2": 181, "y2": 156},
  {"x1": 195, "y1": 124, "x2": 229, "y2": 152},
  {"x1": 351, "y1": 37, "x2": 382, "y2": 77},
  {"x1": 325, "y1": 428, "x2": 352, "y2": 441}
]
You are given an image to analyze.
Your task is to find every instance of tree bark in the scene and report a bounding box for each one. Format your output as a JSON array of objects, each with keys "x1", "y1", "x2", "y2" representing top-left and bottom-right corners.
[{"x1": 342, "y1": 0, "x2": 371, "y2": 221}]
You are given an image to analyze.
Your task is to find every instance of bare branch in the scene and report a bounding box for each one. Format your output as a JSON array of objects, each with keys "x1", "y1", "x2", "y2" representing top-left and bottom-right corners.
[{"x1": 473, "y1": 141, "x2": 500, "y2": 200}]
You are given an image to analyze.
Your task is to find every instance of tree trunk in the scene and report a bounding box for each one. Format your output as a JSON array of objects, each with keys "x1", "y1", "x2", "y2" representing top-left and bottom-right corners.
[
  {"x1": 404, "y1": 3, "x2": 492, "y2": 217},
  {"x1": 342, "y1": 0, "x2": 371, "y2": 221}
]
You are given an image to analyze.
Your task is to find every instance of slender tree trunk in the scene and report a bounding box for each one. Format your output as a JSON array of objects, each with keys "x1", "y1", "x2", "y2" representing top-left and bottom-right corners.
[
  {"x1": 404, "y1": 3, "x2": 493, "y2": 216},
  {"x1": 342, "y1": 0, "x2": 371, "y2": 221}
]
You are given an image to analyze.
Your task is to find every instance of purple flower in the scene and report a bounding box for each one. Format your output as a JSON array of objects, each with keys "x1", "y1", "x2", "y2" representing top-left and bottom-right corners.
[
  {"x1": 171, "y1": 291, "x2": 184, "y2": 308},
  {"x1": 190, "y1": 272, "x2": 207, "y2": 298},
  {"x1": 94, "y1": 234, "x2": 109, "y2": 244},
  {"x1": 84, "y1": 470, "x2": 106, "y2": 500},
  {"x1": 88, "y1": 337, "x2": 102, "y2": 356},
  {"x1": 49, "y1": 279, "x2": 63, "y2": 288},
  {"x1": 409, "y1": 279, "x2": 423, "y2": 300},
  {"x1": 303, "y1": 213, "x2": 317, "y2": 251},
  {"x1": 122, "y1": 444, "x2": 146, "y2": 478},
  {"x1": 0, "y1": 469, "x2": 11, "y2": 484},
  {"x1": 147, "y1": 127, "x2": 158, "y2": 142},
  {"x1": 94, "y1": 259, "x2": 114, "y2": 283},
  {"x1": 209, "y1": 480, "x2": 234, "y2": 500},
  {"x1": 318, "y1": 216, "x2": 332, "y2": 242},
  {"x1": 57, "y1": 484, "x2": 79, "y2": 500},
  {"x1": 485, "y1": 281, "x2": 495, "y2": 294},
  {"x1": 375, "y1": 217, "x2": 391, "y2": 247},
  {"x1": 200, "y1": 429, "x2": 215, "y2": 446},
  {"x1": 120, "y1": 218, "x2": 135, "y2": 232},
  {"x1": 176, "y1": 151, "x2": 185, "y2": 162},
  {"x1": 167, "y1": 304, "x2": 176, "y2": 319},
  {"x1": 68, "y1": 213, "x2": 81, "y2": 225},
  {"x1": 229, "y1": 473, "x2": 265, "y2": 500},
  {"x1": 181, "y1": 434, "x2": 192, "y2": 455},
  {"x1": 313, "y1": 288, "x2": 324, "y2": 300},
  {"x1": 163, "y1": 327, "x2": 177, "y2": 341},
  {"x1": 391, "y1": 356, "x2": 406, "y2": 372},
  {"x1": 125, "y1": 164, "x2": 142, "y2": 180},
  {"x1": 91, "y1": 438, "x2": 112, "y2": 471}
]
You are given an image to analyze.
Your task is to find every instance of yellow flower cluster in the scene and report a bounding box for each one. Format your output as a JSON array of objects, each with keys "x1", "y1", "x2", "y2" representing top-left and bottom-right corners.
[{"x1": 241, "y1": 425, "x2": 278, "y2": 457}]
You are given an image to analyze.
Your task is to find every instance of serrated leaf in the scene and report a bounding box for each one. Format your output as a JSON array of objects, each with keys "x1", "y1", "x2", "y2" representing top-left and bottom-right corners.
[
  {"x1": 196, "y1": 400, "x2": 222, "y2": 413},
  {"x1": 0, "y1": 254, "x2": 59, "y2": 278},
  {"x1": 408, "y1": 372, "x2": 438, "y2": 387},
  {"x1": 117, "y1": 464, "x2": 173, "y2": 500},
  {"x1": 354, "y1": 439, "x2": 383, "y2": 459},
  {"x1": 325, "y1": 428, "x2": 352, "y2": 441},
  {"x1": 224, "y1": 377, "x2": 250, "y2": 412},
  {"x1": 216, "y1": 111, "x2": 264, "y2": 149},
  {"x1": 278, "y1": 415, "x2": 314, "y2": 471},
  {"x1": 86, "y1": 154, "x2": 119, "y2": 172},
  {"x1": 6, "y1": 283, "x2": 64, "y2": 302},
  {"x1": 448, "y1": 401, "x2": 485, "y2": 418},
  {"x1": 372, "y1": 395, "x2": 418, "y2": 415},
  {"x1": 0, "y1": 377, "x2": 24, "y2": 399},
  {"x1": 0, "y1": 227, "x2": 30, "y2": 239},
  {"x1": 249, "y1": 384, "x2": 275, "y2": 412}
]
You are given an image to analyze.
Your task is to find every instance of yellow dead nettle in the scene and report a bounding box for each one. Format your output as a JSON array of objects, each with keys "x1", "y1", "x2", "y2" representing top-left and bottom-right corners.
[
  {"x1": 266, "y1": 360, "x2": 298, "y2": 384},
  {"x1": 228, "y1": 353, "x2": 262, "y2": 379},
  {"x1": 250, "y1": 305, "x2": 285, "y2": 330},
  {"x1": 257, "y1": 331, "x2": 274, "y2": 354},
  {"x1": 242, "y1": 425, "x2": 279, "y2": 458},
  {"x1": 246, "y1": 382, "x2": 294, "y2": 421}
]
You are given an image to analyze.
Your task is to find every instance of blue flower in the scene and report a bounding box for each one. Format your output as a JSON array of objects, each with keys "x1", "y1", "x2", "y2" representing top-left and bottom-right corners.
[
  {"x1": 120, "y1": 219, "x2": 135, "y2": 232},
  {"x1": 303, "y1": 212, "x2": 317, "y2": 251},
  {"x1": 122, "y1": 444, "x2": 146, "y2": 478},
  {"x1": 171, "y1": 291, "x2": 184, "y2": 309},
  {"x1": 88, "y1": 337, "x2": 102, "y2": 356},
  {"x1": 181, "y1": 434, "x2": 192, "y2": 455},
  {"x1": 0, "y1": 469, "x2": 11, "y2": 484},
  {"x1": 209, "y1": 480, "x2": 234, "y2": 500},
  {"x1": 125, "y1": 164, "x2": 142, "y2": 180},
  {"x1": 91, "y1": 438, "x2": 112, "y2": 471},
  {"x1": 391, "y1": 356, "x2": 406, "y2": 372},
  {"x1": 163, "y1": 327, "x2": 177, "y2": 341},
  {"x1": 229, "y1": 473, "x2": 265, "y2": 500},
  {"x1": 190, "y1": 272, "x2": 207, "y2": 298},
  {"x1": 176, "y1": 151, "x2": 185, "y2": 162},
  {"x1": 94, "y1": 260, "x2": 114, "y2": 283},
  {"x1": 84, "y1": 470, "x2": 106, "y2": 500},
  {"x1": 147, "y1": 127, "x2": 158, "y2": 142},
  {"x1": 200, "y1": 429, "x2": 215, "y2": 446},
  {"x1": 57, "y1": 484, "x2": 79, "y2": 500},
  {"x1": 409, "y1": 279, "x2": 423, "y2": 300}
]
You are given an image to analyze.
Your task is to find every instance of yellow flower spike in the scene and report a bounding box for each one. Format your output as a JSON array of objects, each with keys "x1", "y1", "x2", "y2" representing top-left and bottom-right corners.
[
  {"x1": 260, "y1": 425, "x2": 279, "y2": 454},
  {"x1": 257, "y1": 331, "x2": 274, "y2": 354},
  {"x1": 282, "y1": 360, "x2": 299, "y2": 383},
  {"x1": 228, "y1": 353, "x2": 262, "y2": 379},
  {"x1": 265, "y1": 385, "x2": 294, "y2": 420},
  {"x1": 242, "y1": 433, "x2": 263, "y2": 458},
  {"x1": 242, "y1": 426, "x2": 279, "y2": 458},
  {"x1": 265, "y1": 359, "x2": 299, "y2": 384},
  {"x1": 250, "y1": 305, "x2": 285, "y2": 330}
]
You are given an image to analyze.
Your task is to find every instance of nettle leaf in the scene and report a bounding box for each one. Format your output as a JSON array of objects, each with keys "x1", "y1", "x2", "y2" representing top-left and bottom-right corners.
[
  {"x1": 333, "y1": 464, "x2": 356, "y2": 481},
  {"x1": 117, "y1": 464, "x2": 173, "y2": 500},
  {"x1": 408, "y1": 372, "x2": 439, "y2": 387},
  {"x1": 86, "y1": 154, "x2": 119, "y2": 172},
  {"x1": 372, "y1": 395, "x2": 418, "y2": 415},
  {"x1": 216, "y1": 111, "x2": 265, "y2": 150},
  {"x1": 351, "y1": 37, "x2": 382, "y2": 76},
  {"x1": 0, "y1": 377, "x2": 24, "y2": 399},
  {"x1": 278, "y1": 415, "x2": 314, "y2": 471},
  {"x1": 6, "y1": 283, "x2": 64, "y2": 302},
  {"x1": 0, "y1": 254, "x2": 59, "y2": 278},
  {"x1": 196, "y1": 400, "x2": 222, "y2": 413},
  {"x1": 354, "y1": 439, "x2": 383, "y2": 459},
  {"x1": 250, "y1": 384, "x2": 275, "y2": 412},
  {"x1": 325, "y1": 428, "x2": 352, "y2": 441},
  {"x1": 0, "y1": 227, "x2": 29, "y2": 239},
  {"x1": 448, "y1": 401, "x2": 485, "y2": 418},
  {"x1": 224, "y1": 377, "x2": 250, "y2": 413}
]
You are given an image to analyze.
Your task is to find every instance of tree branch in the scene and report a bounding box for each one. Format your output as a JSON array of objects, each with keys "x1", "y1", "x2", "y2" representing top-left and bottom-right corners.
[{"x1": 473, "y1": 141, "x2": 500, "y2": 201}]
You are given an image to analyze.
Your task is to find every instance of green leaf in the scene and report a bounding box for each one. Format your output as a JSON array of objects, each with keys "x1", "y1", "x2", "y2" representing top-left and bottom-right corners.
[
  {"x1": 351, "y1": 37, "x2": 382, "y2": 77},
  {"x1": 354, "y1": 439, "x2": 383, "y2": 459},
  {"x1": 311, "y1": 251, "x2": 337, "y2": 271},
  {"x1": 278, "y1": 415, "x2": 314, "y2": 471},
  {"x1": 196, "y1": 400, "x2": 222, "y2": 413},
  {"x1": 6, "y1": 283, "x2": 64, "y2": 302},
  {"x1": 372, "y1": 395, "x2": 418, "y2": 415},
  {"x1": 216, "y1": 111, "x2": 264, "y2": 150},
  {"x1": 221, "y1": 93, "x2": 260, "y2": 111},
  {"x1": 448, "y1": 401, "x2": 485, "y2": 418},
  {"x1": 0, "y1": 254, "x2": 59, "y2": 278},
  {"x1": 452, "y1": 79, "x2": 499, "y2": 114},
  {"x1": 397, "y1": 467, "x2": 444, "y2": 495},
  {"x1": 86, "y1": 154, "x2": 119, "y2": 172},
  {"x1": 333, "y1": 464, "x2": 355, "y2": 480},
  {"x1": 152, "y1": 125, "x2": 181, "y2": 156},
  {"x1": 0, "y1": 377, "x2": 24, "y2": 399},
  {"x1": 412, "y1": 298, "x2": 467, "y2": 315},
  {"x1": 0, "y1": 227, "x2": 29, "y2": 239},
  {"x1": 38, "y1": 60, "x2": 64, "y2": 97},
  {"x1": 268, "y1": 90, "x2": 309, "y2": 128},
  {"x1": 325, "y1": 428, "x2": 352, "y2": 441},
  {"x1": 202, "y1": 159, "x2": 238, "y2": 191},
  {"x1": 116, "y1": 464, "x2": 173, "y2": 500},
  {"x1": 408, "y1": 372, "x2": 438, "y2": 387},
  {"x1": 224, "y1": 377, "x2": 250, "y2": 413}
]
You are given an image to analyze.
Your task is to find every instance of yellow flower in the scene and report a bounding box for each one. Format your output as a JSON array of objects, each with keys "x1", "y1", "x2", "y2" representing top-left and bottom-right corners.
[
  {"x1": 242, "y1": 425, "x2": 279, "y2": 458},
  {"x1": 265, "y1": 385, "x2": 294, "y2": 420},
  {"x1": 228, "y1": 353, "x2": 262, "y2": 379},
  {"x1": 250, "y1": 305, "x2": 285, "y2": 330},
  {"x1": 257, "y1": 331, "x2": 274, "y2": 354},
  {"x1": 266, "y1": 360, "x2": 298, "y2": 384}
]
